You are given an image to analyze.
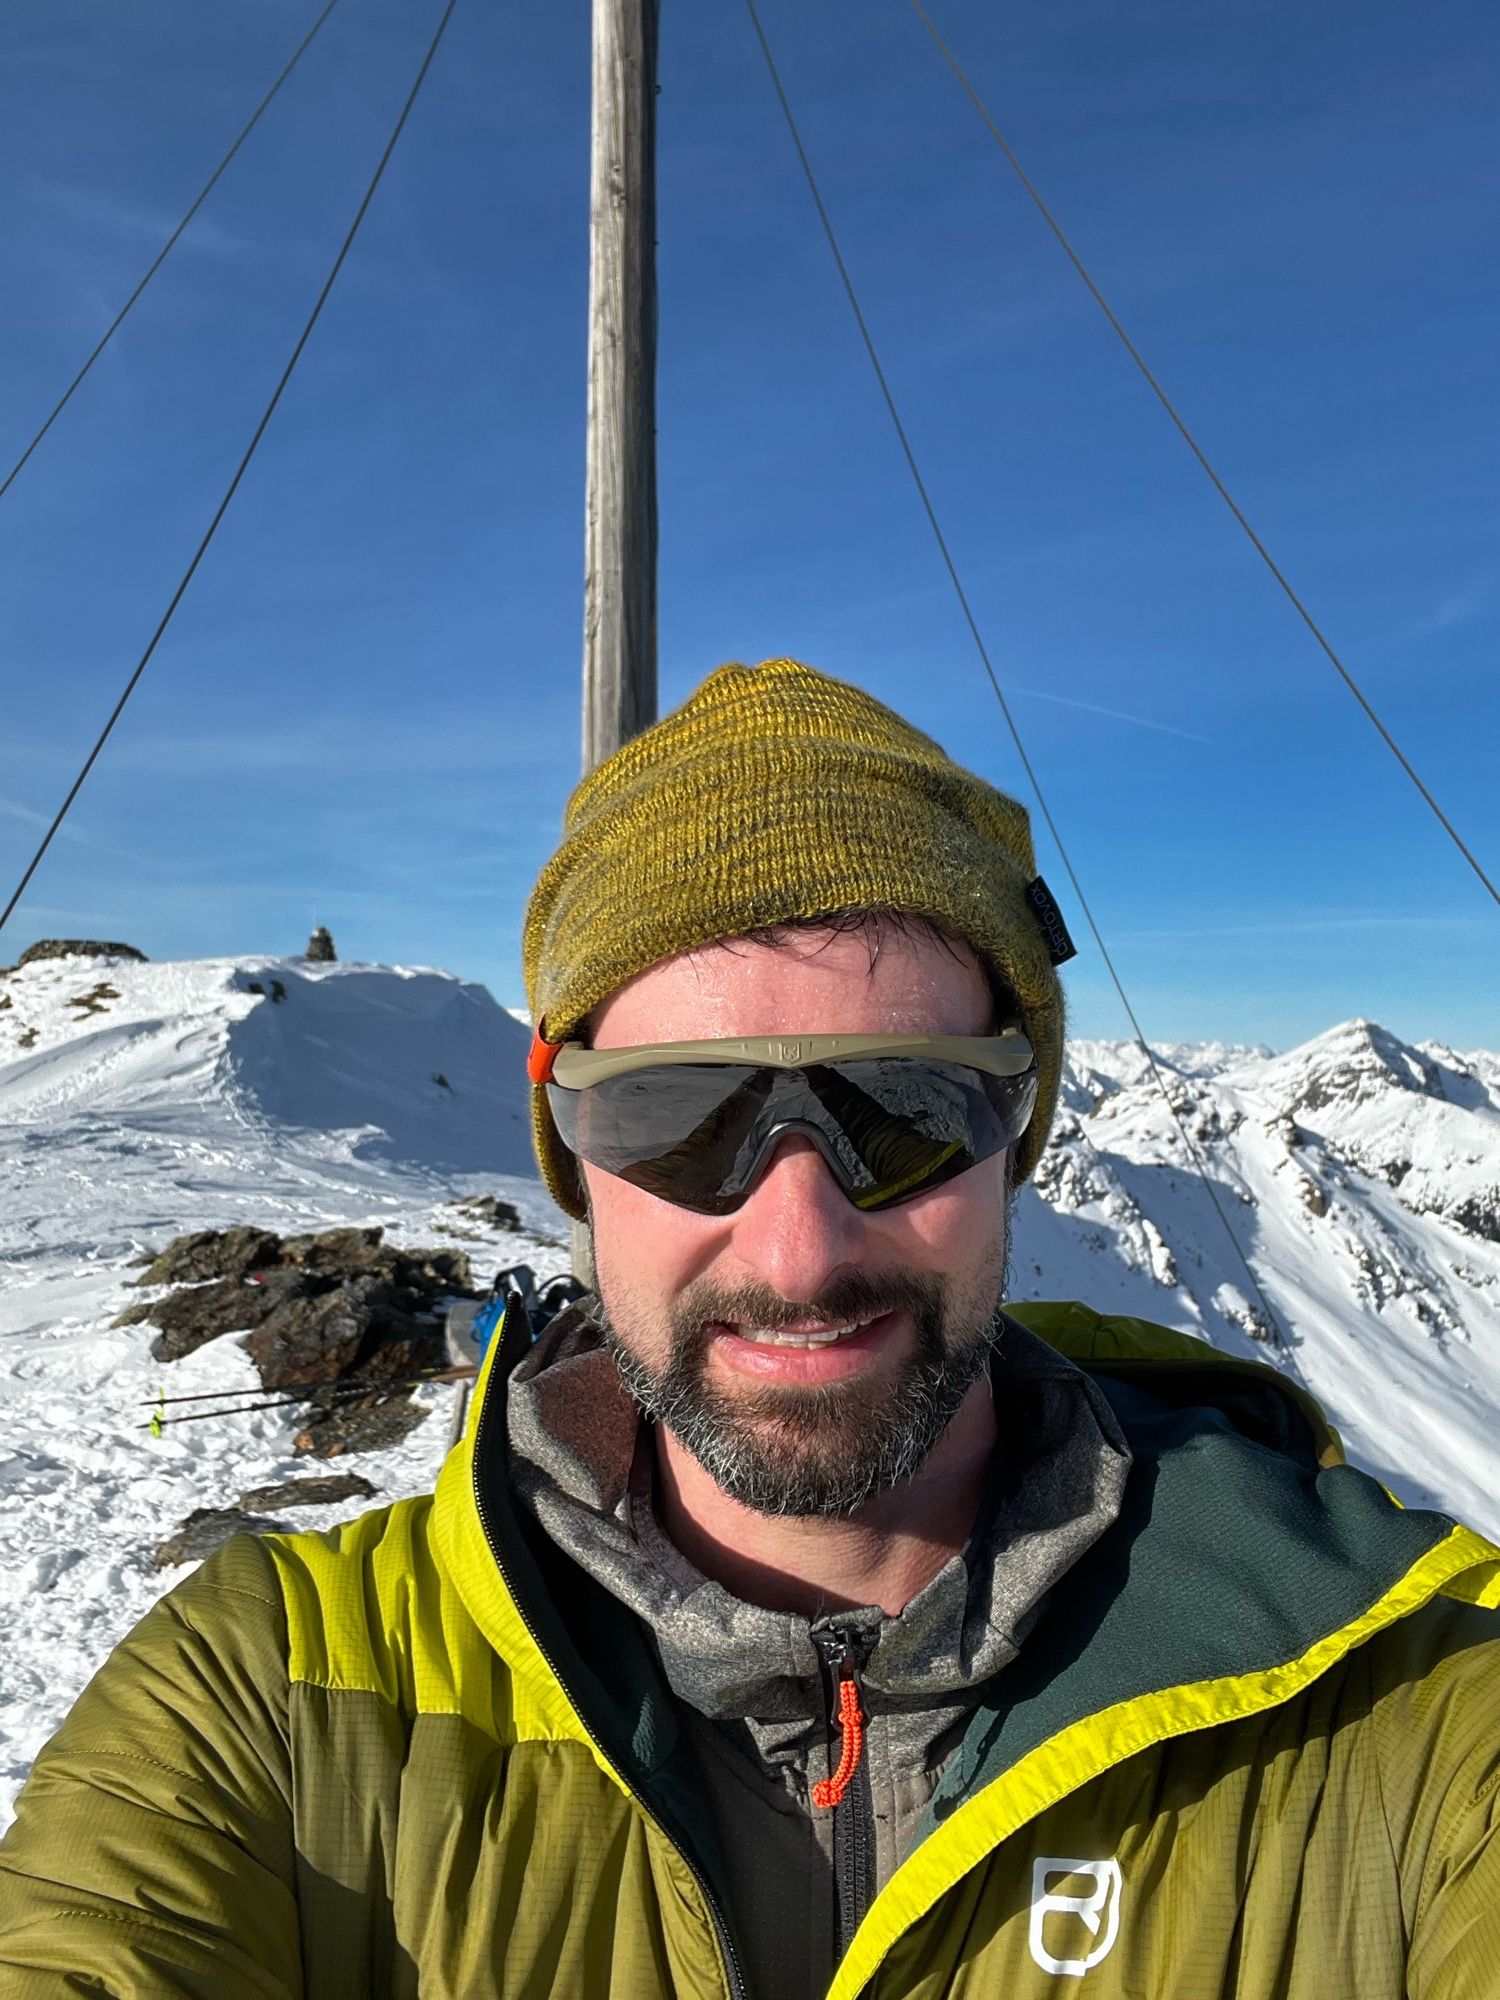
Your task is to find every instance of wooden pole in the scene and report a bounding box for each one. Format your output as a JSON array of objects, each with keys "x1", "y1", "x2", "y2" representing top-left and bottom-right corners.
[
  {"x1": 582, "y1": 0, "x2": 660, "y2": 773},
  {"x1": 574, "y1": 0, "x2": 661, "y2": 1284}
]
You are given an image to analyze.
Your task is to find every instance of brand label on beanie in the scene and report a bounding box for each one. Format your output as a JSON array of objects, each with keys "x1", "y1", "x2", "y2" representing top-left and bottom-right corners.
[{"x1": 1026, "y1": 876, "x2": 1077, "y2": 966}]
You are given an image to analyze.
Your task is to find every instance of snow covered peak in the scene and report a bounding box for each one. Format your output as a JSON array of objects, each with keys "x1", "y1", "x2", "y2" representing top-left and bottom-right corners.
[
  {"x1": 1260, "y1": 1017, "x2": 1448, "y2": 1116},
  {"x1": 0, "y1": 952, "x2": 533, "y2": 1175}
]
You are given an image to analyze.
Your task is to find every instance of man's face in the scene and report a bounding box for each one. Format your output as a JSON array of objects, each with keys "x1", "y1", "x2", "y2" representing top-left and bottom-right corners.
[{"x1": 581, "y1": 923, "x2": 1012, "y2": 1517}]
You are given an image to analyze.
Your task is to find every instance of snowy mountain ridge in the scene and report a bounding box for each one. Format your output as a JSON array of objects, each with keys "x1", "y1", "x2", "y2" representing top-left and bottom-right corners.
[{"x1": 0, "y1": 948, "x2": 1496, "y2": 1826}]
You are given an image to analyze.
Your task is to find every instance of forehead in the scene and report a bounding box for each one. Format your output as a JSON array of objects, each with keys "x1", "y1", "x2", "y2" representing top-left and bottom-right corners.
[{"x1": 589, "y1": 923, "x2": 993, "y2": 1048}]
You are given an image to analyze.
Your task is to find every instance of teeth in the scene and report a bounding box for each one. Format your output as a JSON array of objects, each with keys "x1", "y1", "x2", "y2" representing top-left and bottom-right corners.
[{"x1": 734, "y1": 1320, "x2": 867, "y2": 1348}]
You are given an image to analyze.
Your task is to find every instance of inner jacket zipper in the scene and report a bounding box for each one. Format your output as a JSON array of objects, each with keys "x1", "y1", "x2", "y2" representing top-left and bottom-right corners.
[
  {"x1": 814, "y1": 1626, "x2": 877, "y2": 1967},
  {"x1": 472, "y1": 1308, "x2": 748, "y2": 2000}
]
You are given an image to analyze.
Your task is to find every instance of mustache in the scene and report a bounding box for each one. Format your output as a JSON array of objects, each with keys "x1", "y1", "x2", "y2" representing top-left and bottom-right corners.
[{"x1": 671, "y1": 1268, "x2": 944, "y2": 1337}]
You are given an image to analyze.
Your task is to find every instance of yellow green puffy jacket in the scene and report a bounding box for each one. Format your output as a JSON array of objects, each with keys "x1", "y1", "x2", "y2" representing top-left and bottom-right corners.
[{"x1": 1, "y1": 1299, "x2": 1498, "y2": 1999}]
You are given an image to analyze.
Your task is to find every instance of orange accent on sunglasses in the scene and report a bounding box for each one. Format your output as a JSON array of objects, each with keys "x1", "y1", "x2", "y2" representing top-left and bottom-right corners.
[{"x1": 527, "y1": 1026, "x2": 565, "y2": 1085}]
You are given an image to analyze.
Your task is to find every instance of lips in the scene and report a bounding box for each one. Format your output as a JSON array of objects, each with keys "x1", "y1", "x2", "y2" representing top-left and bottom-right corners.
[
  {"x1": 726, "y1": 1318, "x2": 872, "y2": 1349},
  {"x1": 707, "y1": 1309, "x2": 903, "y2": 1382}
]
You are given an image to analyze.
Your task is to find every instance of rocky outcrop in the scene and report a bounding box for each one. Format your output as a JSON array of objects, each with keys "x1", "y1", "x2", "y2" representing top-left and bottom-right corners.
[
  {"x1": 154, "y1": 1472, "x2": 381, "y2": 1566},
  {"x1": 155, "y1": 1506, "x2": 291, "y2": 1569},
  {"x1": 132, "y1": 1227, "x2": 284, "y2": 1289},
  {"x1": 16, "y1": 939, "x2": 147, "y2": 966},
  {"x1": 305, "y1": 927, "x2": 337, "y2": 963},
  {"x1": 236, "y1": 1473, "x2": 376, "y2": 1511},
  {"x1": 451, "y1": 1194, "x2": 521, "y2": 1232},
  {"x1": 123, "y1": 1224, "x2": 481, "y2": 1451},
  {"x1": 294, "y1": 1395, "x2": 432, "y2": 1459}
]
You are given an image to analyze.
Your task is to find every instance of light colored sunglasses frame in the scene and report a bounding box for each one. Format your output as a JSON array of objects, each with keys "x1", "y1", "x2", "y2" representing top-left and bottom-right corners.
[{"x1": 548, "y1": 1026, "x2": 1035, "y2": 1090}]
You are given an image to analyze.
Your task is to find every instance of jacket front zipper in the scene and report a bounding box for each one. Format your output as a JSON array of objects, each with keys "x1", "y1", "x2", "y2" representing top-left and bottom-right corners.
[
  {"x1": 472, "y1": 1312, "x2": 748, "y2": 2000},
  {"x1": 814, "y1": 1626, "x2": 876, "y2": 1966}
]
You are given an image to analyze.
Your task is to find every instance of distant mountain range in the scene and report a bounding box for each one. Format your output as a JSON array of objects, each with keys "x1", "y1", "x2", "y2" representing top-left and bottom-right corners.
[{"x1": 1018, "y1": 1020, "x2": 1500, "y2": 1530}]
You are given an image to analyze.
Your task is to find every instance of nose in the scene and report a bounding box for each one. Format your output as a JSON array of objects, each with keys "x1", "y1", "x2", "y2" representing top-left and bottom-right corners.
[{"x1": 725, "y1": 1134, "x2": 867, "y2": 1301}]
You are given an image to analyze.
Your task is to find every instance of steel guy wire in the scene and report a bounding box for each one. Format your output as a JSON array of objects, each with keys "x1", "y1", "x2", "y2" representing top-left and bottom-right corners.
[
  {"x1": 742, "y1": 0, "x2": 1292, "y2": 1354},
  {"x1": 0, "y1": 0, "x2": 461, "y2": 941},
  {"x1": 909, "y1": 0, "x2": 1496, "y2": 911},
  {"x1": 0, "y1": 0, "x2": 343, "y2": 506}
]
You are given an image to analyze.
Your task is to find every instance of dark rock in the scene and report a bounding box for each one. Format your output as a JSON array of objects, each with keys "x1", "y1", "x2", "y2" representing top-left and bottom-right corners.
[
  {"x1": 305, "y1": 926, "x2": 336, "y2": 963},
  {"x1": 0, "y1": 994, "x2": 11, "y2": 1011},
  {"x1": 401, "y1": 1245, "x2": 473, "y2": 1291},
  {"x1": 67, "y1": 982, "x2": 120, "y2": 1017},
  {"x1": 236, "y1": 1473, "x2": 376, "y2": 1512},
  {"x1": 146, "y1": 1268, "x2": 316, "y2": 1363},
  {"x1": 1298, "y1": 1175, "x2": 1330, "y2": 1219},
  {"x1": 130, "y1": 1225, "x2": 479, "y2": 1440},
  {"x1": 270, "y1": 979, "x2": 286, "y2": 1003},
  {"x1": 154, "y1": 1507, "x2": 289, "y2": 1569},
  {"x1": 280, "y1": 1226, "x2": 385, "y2": 1272},
  {"x1": 18, "y1": 939, "x2": 147, "y2": 966},
  {"x1": 295, "y1": 1394, "x2": 429, "y2": 1459},
  {"x1": 134, "y1": 1226, "x2": 284, "y2": 1289},
  {"x1": 1443, "y1": 1193, "x2": 1500, "y2": 1245},
  {"x1": 453, "y1": 1194, "x2": 521, "y2": 1232},
  {"x1": 348, "y1": 1316, "x2": 447, "y2": 1387},
  {"x1": 17, "y1": 1027, "x2": 37, "y2": 1049},
  {"x1": 242, "y1": 1278, "x2": 383, "y2": 1389}
]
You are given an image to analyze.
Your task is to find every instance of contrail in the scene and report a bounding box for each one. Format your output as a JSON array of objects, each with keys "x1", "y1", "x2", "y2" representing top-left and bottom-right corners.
[{"x1": 1005, "y1": 683, "x2": 1212, "y2": 744}]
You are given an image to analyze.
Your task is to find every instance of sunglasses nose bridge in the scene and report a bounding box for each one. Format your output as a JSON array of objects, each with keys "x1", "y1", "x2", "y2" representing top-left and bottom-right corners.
[
  {"x1": 719, "y1": 1121, "x2": 872, "y2": 1297},
  {"x1": 733, "y1": 1115, "x2": 856, "y2": 1206}
]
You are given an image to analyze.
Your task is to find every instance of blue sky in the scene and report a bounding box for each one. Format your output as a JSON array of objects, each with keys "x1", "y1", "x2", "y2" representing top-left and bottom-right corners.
[{"x1": 1, "y1": 0, "x2": 1495, "y2": 1051}]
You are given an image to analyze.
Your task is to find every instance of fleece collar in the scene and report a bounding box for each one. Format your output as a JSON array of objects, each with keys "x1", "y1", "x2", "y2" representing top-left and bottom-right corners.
[{"x1": 505, "y1": 1304, "x2": 1132, "y2": 1773}]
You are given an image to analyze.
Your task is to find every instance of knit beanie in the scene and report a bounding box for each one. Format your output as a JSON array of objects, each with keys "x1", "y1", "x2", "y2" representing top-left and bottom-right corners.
[{"x1": 523, "y1": 658, "x2": 1073, "y2": 1219}]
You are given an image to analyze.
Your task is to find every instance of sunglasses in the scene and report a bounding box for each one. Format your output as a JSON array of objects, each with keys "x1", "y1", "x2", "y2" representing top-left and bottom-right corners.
[{"x1": 538, "y1": 1029, "x2": 1037, "y2": 1215}]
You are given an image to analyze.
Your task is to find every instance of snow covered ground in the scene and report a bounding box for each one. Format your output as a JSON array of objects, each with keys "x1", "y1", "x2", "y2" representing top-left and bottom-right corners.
[
  {"x1": 1, "y1": 947, "x2": 1497, "y2": 1827},
  {"x1": 0, "y1": 950, "x2": 569, "y2": 1827}
]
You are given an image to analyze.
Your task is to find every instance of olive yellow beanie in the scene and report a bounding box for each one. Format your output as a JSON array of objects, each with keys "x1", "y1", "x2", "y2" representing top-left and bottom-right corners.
[{"x1": 523, "y1": 658, "x2": 1074, "y2": 1218}]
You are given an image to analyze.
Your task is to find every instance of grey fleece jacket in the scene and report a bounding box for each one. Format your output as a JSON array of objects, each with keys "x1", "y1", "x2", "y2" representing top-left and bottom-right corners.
[{"x1": 507, "y1": 1307, "x2": 1131, "y2": 2000}]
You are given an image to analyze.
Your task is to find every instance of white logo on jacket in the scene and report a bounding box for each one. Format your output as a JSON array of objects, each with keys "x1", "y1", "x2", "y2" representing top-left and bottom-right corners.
[{"x1": 1028, "y1": 1857, "x2": 1123, "y2": 1976}]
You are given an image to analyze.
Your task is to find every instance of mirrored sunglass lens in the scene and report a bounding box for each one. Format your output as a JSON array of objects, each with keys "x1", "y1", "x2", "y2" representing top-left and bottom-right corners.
[
  {"x1": 549, "y1": 1066, "x2": 773, "y2": 1201},
  {"x1": 809, "y1": 1060, "x2": 1033, "y2": 1209},
  {"x1": 549, "y1": 1058, "x2": 1037, "y2": 1213}
]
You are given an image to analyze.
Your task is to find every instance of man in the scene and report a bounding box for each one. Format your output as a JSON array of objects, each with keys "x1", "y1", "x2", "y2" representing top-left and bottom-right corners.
[{"x1": 1, "y1": 656, "x2": 1497, "y2": 1998}]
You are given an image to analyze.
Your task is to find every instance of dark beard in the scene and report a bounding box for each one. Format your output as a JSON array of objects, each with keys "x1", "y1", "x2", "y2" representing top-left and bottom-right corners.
[{"x1": 601, "y1": 1265, "x2": 1006, "y2": 1519}]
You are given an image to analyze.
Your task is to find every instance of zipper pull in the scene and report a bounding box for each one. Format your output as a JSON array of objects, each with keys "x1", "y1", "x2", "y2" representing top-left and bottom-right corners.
[{"x1": 812, "y1": 1632, "x2": 867, "y2": 1811}]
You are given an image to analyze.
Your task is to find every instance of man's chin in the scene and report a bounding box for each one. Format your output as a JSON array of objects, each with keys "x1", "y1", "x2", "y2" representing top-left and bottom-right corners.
[
  {"x1": 665, "y1": 1365, "x2": 980, "y2": 1519},
  {"x1": 598, "y1": 1276, "x2": 1005, "y2": 1518}
]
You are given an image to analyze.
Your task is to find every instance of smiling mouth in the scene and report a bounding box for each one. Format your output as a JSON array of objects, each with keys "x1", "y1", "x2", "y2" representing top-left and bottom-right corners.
[{"x1": 720, "y1": 1316, "x2": 882, "y2": 1350}]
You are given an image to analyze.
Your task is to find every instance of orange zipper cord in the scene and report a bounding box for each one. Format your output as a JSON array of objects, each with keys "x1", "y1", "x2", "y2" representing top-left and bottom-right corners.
[{"x1": 812, "y1": 1670, "x2": 866, "y2": 1810}]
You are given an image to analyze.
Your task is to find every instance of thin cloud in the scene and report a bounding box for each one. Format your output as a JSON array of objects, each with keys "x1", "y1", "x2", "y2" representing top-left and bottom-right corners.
[
  {"x1": 1004, "y1": 682, "x2": 1212, "y2": 745},
  {"x1": 0, "y1": 796, "x2": 88, "y2": 843},
  {"x1": 43, "y1": 181, "x2": 253, "y2": 260},
  {"x1": 1382, "y1": 577, "x2": 1491, "y2": 651},
  {"x1": 1117, "y1": 914, "x2": 1487, "y2": 941}
]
